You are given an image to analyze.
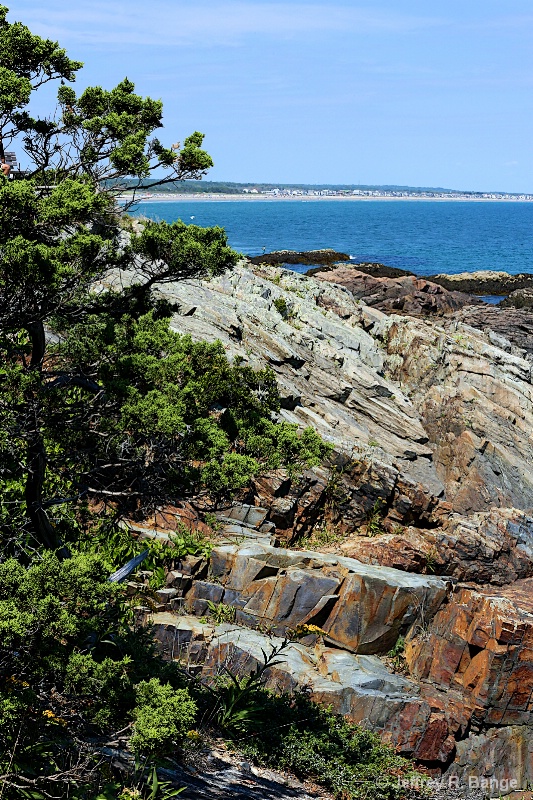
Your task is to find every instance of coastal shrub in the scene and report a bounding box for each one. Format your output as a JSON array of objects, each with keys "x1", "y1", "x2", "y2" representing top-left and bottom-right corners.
[
  {"x1": 131, "y1": 678, "x2": 197, "y2": 756},
  {"x1": 78, "y1": 518, "x2": 211, "y2": 578},
  {"x1": 238, "y1": 691, "x2": 418, "y2": 800},
  {"x1": 64, "y1": 653, "x2": 135, "y2": 728},
  {"x1": 273, "y1": 295, "x2": 292, "y2": 319},
  {"x1": 212, "y1": 638, "x2": 288, "y2": 734},
  {"x1": 51, "y1": 310, "x2": 330, "y2": 507},
  {"x1": 0, "y1": 551, "x2": 193, "y2": 793}
]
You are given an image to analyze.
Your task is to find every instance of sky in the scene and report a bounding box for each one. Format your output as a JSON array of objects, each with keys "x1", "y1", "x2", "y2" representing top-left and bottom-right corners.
[{"x1": 12, "y1": 1, "x2": 533, "y2": 192}]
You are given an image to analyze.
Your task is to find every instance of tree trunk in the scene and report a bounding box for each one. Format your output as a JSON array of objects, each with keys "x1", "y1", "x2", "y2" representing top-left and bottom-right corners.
[
  {"x1": 27, "y1": 320, "x2": 45, "y2": 368},
  {"x1": 24, "y1": 320, "x2": 65, "y2": 553},
  {"x1": 25, "y1": 436, "x2": 58, "y2": 550}
]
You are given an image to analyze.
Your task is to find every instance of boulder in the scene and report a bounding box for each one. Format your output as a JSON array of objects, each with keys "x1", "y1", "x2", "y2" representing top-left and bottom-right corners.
[
  {"x1": 339, "y1": 508, "x2": 533, "y2": 586},
  {"x1": 312, "y1": 266, "x2": 479, "y2": 316},
  {"x1": 248, "y1": 249, "x2": 350, "y2": 266},
  {"x1": 153, "y1": 614, "x2": 454, "y2": 761},
  {"x1": 428, "y1": 270, "x2": 533, "y2": 296},
  {"x1": 447, "y1": 727, "x2": 533, "y2": 796},
  {"x1": 501, "y1": 287, "x2": 533, "y2": 310},
  {"x1": 184, "y1": 542, "x2": 447, "y2": 654}
]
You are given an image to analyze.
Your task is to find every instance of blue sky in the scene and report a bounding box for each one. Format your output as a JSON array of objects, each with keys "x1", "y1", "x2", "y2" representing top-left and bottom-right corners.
[{"x1": 12, "y1": 1, "x2": 533, "y2": 191}]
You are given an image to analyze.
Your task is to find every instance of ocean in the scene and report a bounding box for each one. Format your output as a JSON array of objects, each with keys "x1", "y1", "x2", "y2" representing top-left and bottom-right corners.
[{"x1": 132, "y1": 199, "x2": 533, "y2": 277}]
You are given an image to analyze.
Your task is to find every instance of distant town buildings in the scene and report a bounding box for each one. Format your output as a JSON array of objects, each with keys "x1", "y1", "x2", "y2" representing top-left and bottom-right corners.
[{"x1": 243, "y1": 187, "x2": 533, "y2": 200}]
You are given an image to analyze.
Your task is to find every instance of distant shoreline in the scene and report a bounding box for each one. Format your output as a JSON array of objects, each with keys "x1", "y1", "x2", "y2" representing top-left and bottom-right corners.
[{"x1": 124, "y1": 193, "x2": 533, "y2": 204}]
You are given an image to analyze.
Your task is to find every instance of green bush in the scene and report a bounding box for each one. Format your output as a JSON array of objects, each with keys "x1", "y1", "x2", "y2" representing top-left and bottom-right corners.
[
  {"x1": 131, "y1": 678, "x2": 197, "y2": 756},
  {"x1": 79, "y1": 518, "x2": 211, "y2": 578},
  {"x1": 273, "y1": 296, "x2": 290, "y2": 318},
  {"x1": 64, "y1": 653, "x2": 135, "y2": 728},
  {"x1": 51, "y1": 311, "x2": 330, "y2": 503},
  {"x1": 238, "y1": 692, "x2": 419, "y2": 800},
  {"x1": 0, "y1": 551, "x2": 191, "y2": 794}
]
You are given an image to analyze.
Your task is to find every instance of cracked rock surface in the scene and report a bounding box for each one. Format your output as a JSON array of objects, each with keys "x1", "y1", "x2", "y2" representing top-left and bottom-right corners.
[{"x1": 109, "y1": 260, "x2": 533, "y2": 791}]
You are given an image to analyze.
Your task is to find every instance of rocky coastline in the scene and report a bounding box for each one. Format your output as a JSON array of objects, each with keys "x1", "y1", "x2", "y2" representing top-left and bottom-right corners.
[{"x1": 107, "y1": 250, "x2": 533, "y2": 795}]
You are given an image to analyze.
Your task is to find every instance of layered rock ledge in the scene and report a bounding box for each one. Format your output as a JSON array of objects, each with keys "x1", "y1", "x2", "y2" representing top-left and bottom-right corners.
[{"x1": 105, "y1": 258, "x2": 533, "y2": 790}]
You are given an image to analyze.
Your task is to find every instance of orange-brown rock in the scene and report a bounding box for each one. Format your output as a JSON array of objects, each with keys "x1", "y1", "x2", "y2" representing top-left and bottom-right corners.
[
  {"x1": 153, "y1": 613, "x2": 454, "y2": 763},
  {"x1": 312, "y1": 266, "x2": 479, "y2": 316},
  {"x1": 187, "y1": 542, "x2": 447, "y2": 655},
  {"x1": 407, "y1": 579, "x2": 533, "y2": 728},
  {"x1": 339, "y1": 508, "x2": 533, "y2": 586}
]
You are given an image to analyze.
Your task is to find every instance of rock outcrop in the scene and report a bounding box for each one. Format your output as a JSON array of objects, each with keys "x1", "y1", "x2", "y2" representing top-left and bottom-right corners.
[
  {"x1": 455, "y1": 304, "x2": 533, "y2": 356},
  {"x1": 406, "y1": 579, "x2": 533, "y2": 729},
  {"x1": 105, "y1": 258, "x2": 533, "y2": 791},
  {"x1": 311, "y1": 265, "x2": 480, "y2": 316},
  {"x1": 152, "y1": 613, "x2": 455, "y2": 763},
  {"x1": 248, "y1": 249, "x2": 350, "y2": 266},
  {"x1": 185, "y1": 542, "x2": 447, "y2": 653},
  {"x1": 339, "y1": 507, "x2": 533, "y2": 586},
  {"x1": 308, "y1": 261, "x2": 415, "y2": 280},
  {"x1": 427, "y1": 270, "x2": 533, "y2": 296}
]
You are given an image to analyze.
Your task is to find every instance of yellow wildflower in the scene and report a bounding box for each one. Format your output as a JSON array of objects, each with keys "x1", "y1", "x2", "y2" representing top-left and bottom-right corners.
[
  {"x1": 6, "y1": 676, "x2": 30, "y2": 688},
  {"x1": 118, "y1": 789, "x2": 142, "y2": 799},
  {"x1": 42, "y1": 710, "x2": 67, "y2": 726},
  {"x1": 291, "y1": 623, "x2": 327, "y2": 639}
]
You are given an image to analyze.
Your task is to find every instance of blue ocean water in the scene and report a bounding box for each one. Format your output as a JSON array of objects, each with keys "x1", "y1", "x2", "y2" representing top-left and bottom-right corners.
[{"x1": 133, "y1": 199, "x2": 533, "y2": 276}]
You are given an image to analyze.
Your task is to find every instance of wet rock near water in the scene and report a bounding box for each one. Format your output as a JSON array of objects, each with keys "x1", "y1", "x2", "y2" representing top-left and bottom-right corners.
[
  {"x1": 500, "y1": 287, "x2": 533, "y2": 309},
  {"x1": 248, "y1": 249, "x2": 350, "y2": 266},
  {"x1": 427, "y1": 270, "x2": 533, "y2": 296},
  {"x1": 307, "y1": 261, "x2": 416, "y2": 280}
]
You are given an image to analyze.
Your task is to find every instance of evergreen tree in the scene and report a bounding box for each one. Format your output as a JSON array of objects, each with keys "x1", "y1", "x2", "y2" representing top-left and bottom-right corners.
[{"x1": 0, "y1": 5, "x2": 326, "y2": 555}]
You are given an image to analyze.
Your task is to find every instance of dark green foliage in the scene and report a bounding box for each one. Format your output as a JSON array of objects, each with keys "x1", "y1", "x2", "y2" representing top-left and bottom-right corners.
[
  {"x1": 96, "y1": 764, "x2": 185, "y2": 800},
  {"x1": 44, "y1": 310, "x2": 329, "y2": 511},
  {"x1": 0, "y1": 4, "x2": 81, "y2": 127},
  {"x1": 0, "y1": 552, "x2": 195, "y2": 797},
  {"x1": 213, "y1": 640, "x2": 287, "y2": 734},
  {"x1": 0, "y1": 5, "x2": 330, "y2": 556},
  {"x1": 273, "y1": 295, "x2": 290, "y2": 318},
  {"x1": 78, "y1": 519, "x2": 211, "y2": 587},
  {"x1": 128, "y1": 218, "x2": 237, "y2": 283},
  {"x1": 0, "y1": 5, "x2": 234, "y2": 552},
  {"x1": 0, "y1": 8, "x2": 357, "y2": 799},
  {"x1": 239, "y1": 692, "x2": 417, "y2": 800}
]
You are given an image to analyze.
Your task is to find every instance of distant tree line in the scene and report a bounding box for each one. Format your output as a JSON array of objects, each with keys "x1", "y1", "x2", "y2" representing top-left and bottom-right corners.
[{"x1": 118, "y1": 179, "x2": 471, "y2": 195}]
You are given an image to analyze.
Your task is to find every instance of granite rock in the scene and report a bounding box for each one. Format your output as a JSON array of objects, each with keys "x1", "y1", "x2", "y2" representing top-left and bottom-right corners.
[
  {"x1": 312, "y1": 266, "x2": 480, "y2": 316},
  {"x1": 428, "y1": 270, "x2": 533, "y2": 296},
  {"x1": 185, "y1": 542, "x2": 447, "y2": 654},
  {"x1": 103, "y1": 259, "x2": 533, "y2": 787},
  {"x1": 248, "y1": 249, "x2": 350, "y2": 266},
  {"x1": 152, "y1": 614, "x2": 454, "y2": 761},
  {"x1": 339, "y1": 508, "x2": 533, "y2": 586}
]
